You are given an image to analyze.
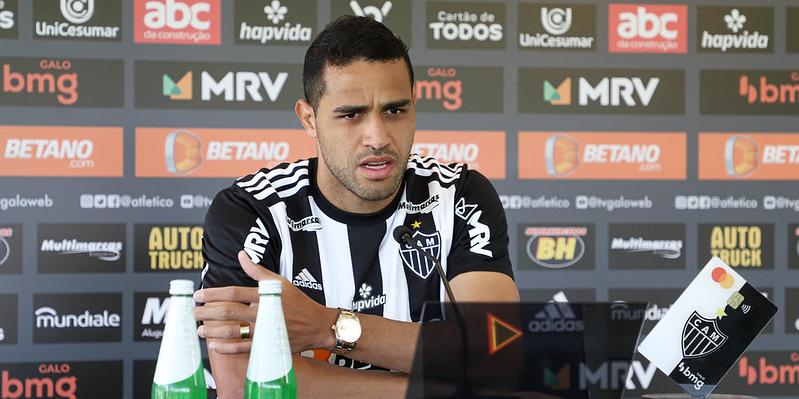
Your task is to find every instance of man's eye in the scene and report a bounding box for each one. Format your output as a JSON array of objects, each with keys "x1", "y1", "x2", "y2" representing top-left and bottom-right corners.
[
  {"x1": 341, "y1": 113, "x2": 358, "y2": 120},
  {"x1": 388, "y1": 108, "x2": 403, "y2": 115}
]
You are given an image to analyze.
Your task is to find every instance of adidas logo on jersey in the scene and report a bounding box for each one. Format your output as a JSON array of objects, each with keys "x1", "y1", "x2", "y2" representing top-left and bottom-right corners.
[
  {"x1": 292, "y1": 268, "x2": 323, "y2": 291},
  {"x1": 527, "y1": 293, "x2": 585, "y2": 333}
]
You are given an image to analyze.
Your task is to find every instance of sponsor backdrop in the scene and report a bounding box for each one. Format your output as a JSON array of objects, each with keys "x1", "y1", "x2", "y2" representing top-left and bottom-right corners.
[{"x1": 0, "y1": 0, "x2": 797, "y2": 397}]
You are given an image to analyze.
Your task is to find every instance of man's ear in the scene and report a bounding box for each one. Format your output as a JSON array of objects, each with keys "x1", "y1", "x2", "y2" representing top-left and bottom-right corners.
[{"x1": 295, "y1": 99, "x2": 317, "y2": 138}]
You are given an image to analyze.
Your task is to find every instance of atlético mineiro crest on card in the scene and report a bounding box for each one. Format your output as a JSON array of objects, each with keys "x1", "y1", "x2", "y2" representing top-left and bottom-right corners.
[
  {"x1": 399, "y1": 231, "x2": 441, "y2": 279},
  {"x1": 681, "y1": 311, "x2": 728, "y2": 358}
]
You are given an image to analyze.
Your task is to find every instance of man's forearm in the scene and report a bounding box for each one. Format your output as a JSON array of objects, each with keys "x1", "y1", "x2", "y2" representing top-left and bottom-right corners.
[
  {"x1": 295, "y1": 355, "x2": 408, "y2": 399},
  {"x1": 318, "y1": 307, "x2": 419, "y2": 373}
]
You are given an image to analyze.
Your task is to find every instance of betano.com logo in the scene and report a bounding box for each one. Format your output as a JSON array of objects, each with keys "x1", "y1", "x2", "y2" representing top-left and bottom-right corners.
[
  {"x1": 135, "y1": 127, "x2": 315, "y2": 178},
  {"x1": 135, "y1": 0, "x2": 220, "y2": 45},
  {"x1": 518, "y1": 132, "x2": 686, "y2": 180},
  {"x1": 412, "y1": 130, "x2": 505, "y2": 179},
  {"x1": 0, "y1": 126, "x2": 123, "y2": 177},
  {"x1": 698, "y1": 133, "x2": 799, "y2": 180},
  {"x1": 608, "y1": 4, "x2": 687, "y2": 53}
]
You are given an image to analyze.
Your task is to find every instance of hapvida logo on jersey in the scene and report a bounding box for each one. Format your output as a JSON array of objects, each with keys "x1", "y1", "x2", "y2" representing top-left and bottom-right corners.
[
  {"x1": 34, "y1": 0, "x2": 122, "y2": 41},
  {"x1": 609, "y1": 4, "x2": 687, "y2": 53},
  {"x1": 352, "y1": 284, "x2": 386, "y2": 312},
  {"x1": 1, "y1": 363, "x2": 78, "y2": 399},
  {"x1": 518, "y1": 132, "x2": 686, "y2": 180},
  {"x1": 135, "y1": 0, "x2": 221, "y2": 45},
  {"x1": 236, "y1": 0, "x2": 314, "y2": 44},
  {"x1": 292, "y1": 268, "x2": 322, "y2": 291},
  {"x1": 698, "y1": 7, "x2": 772, "y2": 53},
  {"x1": 427, "y1": 2, "x2": 504, "y2": 49},
  {"x1": 518, "y1": 4, "x2": 596, "y2": 50}
]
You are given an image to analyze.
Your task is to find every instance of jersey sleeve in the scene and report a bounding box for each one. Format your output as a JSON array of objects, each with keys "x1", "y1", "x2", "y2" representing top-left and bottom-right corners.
[
  {"x1": 446, "y1": 169, "x2": 513, "y2": 281},
  {"x1": 201, "y1": 186, "x2": 281, "y2": 289}
]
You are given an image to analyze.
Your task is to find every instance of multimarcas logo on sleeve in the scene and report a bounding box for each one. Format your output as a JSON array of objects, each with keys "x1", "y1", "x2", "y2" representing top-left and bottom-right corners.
[{"x1": 0, "y1": 125, "x2": 123, "y2": 177}]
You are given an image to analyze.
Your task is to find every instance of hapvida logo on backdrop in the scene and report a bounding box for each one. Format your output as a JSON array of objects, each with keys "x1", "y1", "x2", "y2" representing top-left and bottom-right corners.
[
  {"x1": 237, "y1": 0, "x2": 313, "y2": 44},
  {"x1": 699, "y1": 7, "x2": 772, "y2": 53}
]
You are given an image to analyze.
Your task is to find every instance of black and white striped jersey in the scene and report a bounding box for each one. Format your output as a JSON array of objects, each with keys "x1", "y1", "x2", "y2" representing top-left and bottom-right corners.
[{"x1": 201, "y1": 155, "x2": 512, "y2": 367}]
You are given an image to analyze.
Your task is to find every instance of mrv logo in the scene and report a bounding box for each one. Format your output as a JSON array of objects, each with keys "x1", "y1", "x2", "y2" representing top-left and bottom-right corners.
[
  {"x1": 520, "y1": 68, "x2": 684, "y2": 114},
  {"x1": 135, "y1": 61, "x2": 301, "y2": 110}
]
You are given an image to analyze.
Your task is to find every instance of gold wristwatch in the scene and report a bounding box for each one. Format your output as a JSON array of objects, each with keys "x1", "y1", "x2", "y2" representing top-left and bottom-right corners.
[{"x1": 331, "y1": 308, "x2": 361, "y2": 355}]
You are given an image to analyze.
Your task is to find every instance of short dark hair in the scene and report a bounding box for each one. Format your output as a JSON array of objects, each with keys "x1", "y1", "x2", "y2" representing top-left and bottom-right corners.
[{"x1": 303, "y1": 16, "x2": 413, "y2": 110}]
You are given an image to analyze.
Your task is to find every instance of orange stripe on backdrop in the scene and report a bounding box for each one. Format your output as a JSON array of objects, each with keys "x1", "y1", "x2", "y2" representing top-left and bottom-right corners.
[
  {"x1": 518, "y1": 131, "x2": 686, "y2": 180},
  {"x1": 0, "y1": 126, "x2": 123, "y2": 177},
  {"x1": 413, "y1": 131, "x2": 506, "y2": 179},
  {"x1": 699, "y1": 133, "x2": 799, "y2": 180},
  {"x1": 135, "y1": 128, "x2": 316, "y2": 178}
]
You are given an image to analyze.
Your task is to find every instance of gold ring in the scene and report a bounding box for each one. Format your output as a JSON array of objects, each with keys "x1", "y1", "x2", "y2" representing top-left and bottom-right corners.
[{"x1": 240, "y1": 325, "x2": 250, "y2": 340}]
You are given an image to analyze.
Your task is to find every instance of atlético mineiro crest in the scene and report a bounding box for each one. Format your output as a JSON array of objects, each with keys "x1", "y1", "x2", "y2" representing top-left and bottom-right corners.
[
  {"x1": 399, "y1": 231, "x2": 441, "y2": 279},
  {"x1": 682, "y1": 311, "x2": 728, "y2": 359}
]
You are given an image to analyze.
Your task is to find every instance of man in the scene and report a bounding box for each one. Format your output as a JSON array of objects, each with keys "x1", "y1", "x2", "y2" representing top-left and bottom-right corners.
[{"x1": 195, "y1": 16, "x2": 519, "y2": 398}]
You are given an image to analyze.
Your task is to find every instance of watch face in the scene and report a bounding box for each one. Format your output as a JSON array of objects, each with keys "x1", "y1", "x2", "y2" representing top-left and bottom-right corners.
[{"x1": 337, "y1": 317, "x2": 362, "y2": 342}]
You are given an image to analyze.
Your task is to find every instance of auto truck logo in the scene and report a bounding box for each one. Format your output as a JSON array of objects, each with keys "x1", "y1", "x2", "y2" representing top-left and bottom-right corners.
[{"x1": 682, "y1": 311, "x2": 728, "y2": 358}]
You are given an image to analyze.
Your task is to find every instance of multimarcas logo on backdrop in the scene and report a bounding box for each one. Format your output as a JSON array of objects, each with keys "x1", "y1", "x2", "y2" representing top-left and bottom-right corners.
[
  {"x1": 134, "y1": 0, "x2": 221, "y2": 45},
  {"x1": 698, "y1": 224, "x2": 774, "y2": 269},
  {"x1": 0, "y1": 0, "x2": 18, "y2": 39},
  {"x1": 135, "y1": 128, "x2": 315, "y2": 177},
  {"x1": 608, "y1": 223, "x2": 686, "y2": 270},
  {"x1": 33, "y1": 0, "x2": 122, "y2": 41},
  {"x1": 32, "y1": 293, "x2": 122, "y2": 343},
  {"x1": 517, "y1": 3, "x2": 596, "y2": 50},
  {"x1": 133, "y1": 224, "x2": 203, "y2": 272},
  {"x1": 517, "y1": 224, "x2": 595, "y2": 271},
  {"x1": 519, "y1": 68, "x2": 684, "y2": 114},
  {"x1": 135, "y1": 60, "x2": 302, "y2": 110},
  {"x1": 700, "y1": 70, "x2": 799, "y2": 115},
  {"x1": 517, "y1": 132, "x2": 686, "y2": 180},
  {"x1": 412, "y1": 130, "x2": 505, "y2": 179},
  {"x1": 413, "y1": 66, "x2": 503, "y2": 113},
  {"x1": 426, "y1": 1, "x2": 505, "y2": 49},
  {"x1": 37, "y1": 223, "x2": 126, "y2": 273},
  {"x1": 0, "y1": 362, "x2": 123, "y2": 399},
  {"x1": 0, "y1": 125, "x2": 123, "y2": 177},
  {"x1": 608, "y1": 4, "x2": 687, "y2": 53},
  {"x1": 698, "y1": 133, "x2": 799, "y2": 180},
  {"x1": 697, "y1": 6, "x2": 773, "y2": 53},
  {"x1": 235, "y1": 0, "x2": 315, "y2": 45},
  {"x1": 0, "y1": 57, "x2": 124, "y2": 107}
]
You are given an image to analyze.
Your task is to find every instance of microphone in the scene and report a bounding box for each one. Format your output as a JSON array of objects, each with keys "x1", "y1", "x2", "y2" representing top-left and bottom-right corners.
[
  {"x1": 393, "y1": 225, "x2": 471, "y2": 397},
  {"x1": 392, "y1": 225, "x2": 457, "y2": 305}
]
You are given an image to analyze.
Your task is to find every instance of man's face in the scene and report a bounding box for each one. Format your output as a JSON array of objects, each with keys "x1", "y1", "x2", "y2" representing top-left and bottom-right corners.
[{"x1": 312, "y1": 59, "x2": 416, "y2": 202}]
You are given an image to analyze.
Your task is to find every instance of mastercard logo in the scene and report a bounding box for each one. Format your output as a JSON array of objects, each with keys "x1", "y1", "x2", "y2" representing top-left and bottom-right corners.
[
  {"x1": 545, "y1": 134, "x2": 579, "y2": 176},
  {"x1": 165, "y1": 130, "x2": 202, "y2": 175},
  {"x1": 711, "y1": 267, "x2": 735, "y2": 289},
  {"x1": 724, "y1": 135, "x2": 758, "y2": 177}
]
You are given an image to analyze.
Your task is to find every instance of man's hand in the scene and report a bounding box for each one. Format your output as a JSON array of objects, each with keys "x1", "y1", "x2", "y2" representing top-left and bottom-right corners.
[{"x1": 194, "y1": 251, "x2": 337, "y2": 354}]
